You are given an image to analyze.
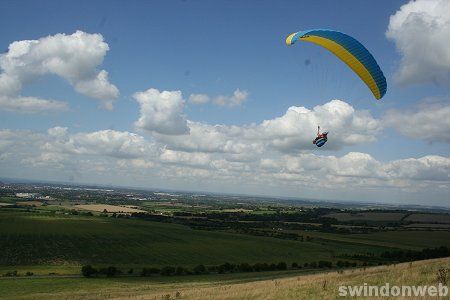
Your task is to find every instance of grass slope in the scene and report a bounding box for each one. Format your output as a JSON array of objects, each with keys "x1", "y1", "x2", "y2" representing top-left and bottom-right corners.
[
  {"x1": 0, "y1": 211, "x2": 338, "y2": 267},
  {"x1": 0, "y1": 258, "x2": 448, "y2": 299}
]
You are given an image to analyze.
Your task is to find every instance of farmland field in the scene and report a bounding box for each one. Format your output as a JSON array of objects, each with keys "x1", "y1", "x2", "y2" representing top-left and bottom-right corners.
[
  {"x1": 0, "y1": 211, "x2": 348, "y2": 269},
  {"x1": 404, "y1": 213, "x2": 450, "y2": 223},
  {"x1": 74, "y1": 204, "x2": 146, "y2": 213},
  {"x1": 1, "y1": 209, "x2": 450, "y2": 275},
  {"x1": 284, "y1": 229, "x2": 450, "y2": 250},
  {"x1": 324, "y1": 212, "x2": 406, "y2": 222}
]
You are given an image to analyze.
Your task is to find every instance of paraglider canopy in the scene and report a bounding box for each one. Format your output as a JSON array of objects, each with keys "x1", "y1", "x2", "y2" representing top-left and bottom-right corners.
[{"x1": 286, "y1": 29, "x2": 387, "y2": 100}]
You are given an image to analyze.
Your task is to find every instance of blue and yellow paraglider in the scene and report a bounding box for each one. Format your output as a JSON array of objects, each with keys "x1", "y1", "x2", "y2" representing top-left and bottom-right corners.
[{"x1": 286, "y1": 29, "x2": 387, "y2": 100}]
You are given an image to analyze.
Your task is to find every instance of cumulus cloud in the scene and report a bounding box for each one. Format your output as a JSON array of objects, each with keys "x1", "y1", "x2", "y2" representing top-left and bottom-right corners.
[
  {"x1": 188, "y1": 89, "x2": 249, "y2": 107},
  {"x1": 1, "y1": 126, "x2": 449, "y2": 204},
  {"x1": 189, "y1": 93, "x2": 210, "y2": 104},
  {"x1": 386, "y1": 0, "x2": 450, "y2": 85},
  {"x1": 0, "y1": 95, "x2": 69, "y2": 113},
  {"x1": 245, "y1": 100, "x2": 381, "y2": 152},
  {"x1": 160, "y1": 149, "x2": 211, "y2": 168},
  {"x1": 134, "y1": 88, "x2": 189, "y2": 135},
  {"x1": 256, "y1": 152, "x2": 450, "y2": 188},
  {"x1": 384, "y1": 99, "x2": 450, "y2": 143},
  {"x1": 0, "y1": 31, "x2": 119, "y2": 112},
  {"x1": 157, "y1": 99, "x2": 381, "y2": 154},
  {"x1": 213, "y1": 89, "x2": 249, "y2": 107},
  {"x1": 42, "y1": 128, "x2": 154, "y2": 159}
]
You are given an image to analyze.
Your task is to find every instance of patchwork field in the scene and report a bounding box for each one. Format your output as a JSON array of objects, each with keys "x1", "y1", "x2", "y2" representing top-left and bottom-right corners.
[
  {"x1": 404, "y1": 213, "x2": 450, "y2": 223},
  {"x1": 74, "y1": 204, "x2": 146, "y2": 213},
  {"x1": 285, "y1": 229, "x2": 450, "y2": 250},
  {"x1": 324, "y1": 212, "x2": 406, "y2": 222}
]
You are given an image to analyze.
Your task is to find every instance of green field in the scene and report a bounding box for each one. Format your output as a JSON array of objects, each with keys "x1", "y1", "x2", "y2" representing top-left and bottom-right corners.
[
  {"x1": 1, "y1": 209, "x2": 450, "y2": 277},
  {"x1": 284, "y1": 229, "x2": 450, "y2": 250},
  {"x1": 0, "y1": 211, "x2": 344, "y2": 270}
]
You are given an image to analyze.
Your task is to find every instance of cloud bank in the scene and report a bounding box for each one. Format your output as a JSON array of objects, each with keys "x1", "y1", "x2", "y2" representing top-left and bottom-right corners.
[
  {"x1": 387, "y1": 0, "x2": 450, "y2": 85},
  {"x1": 0, "y1": 31, "x2": 119, "y2": 112}
]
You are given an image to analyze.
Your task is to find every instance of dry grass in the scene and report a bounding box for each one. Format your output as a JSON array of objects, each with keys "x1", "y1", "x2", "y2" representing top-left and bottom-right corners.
[
  {"x1": 115, "y1": 258, "x2": 450, "y2": 299},
  {"x1": 2, "y1": 258, "x2": 449, "y2": 299},
  {"x1": 74, "y1": 204, "x2": 145, "y2": 213},
  {"x1": 128, "y1": 259, "x2": 447, "y2": 299}
]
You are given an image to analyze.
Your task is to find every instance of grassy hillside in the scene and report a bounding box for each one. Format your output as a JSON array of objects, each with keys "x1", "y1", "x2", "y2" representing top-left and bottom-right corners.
[
  {"x1": 0, "y1": 211, "x2": 352, "y2": 267},
  {"x1": 0, "y1": 257, "x2": 448, "y2": 299},
  {"x1": 1, "y1": 210, "x2": 449, "y2": 274}
]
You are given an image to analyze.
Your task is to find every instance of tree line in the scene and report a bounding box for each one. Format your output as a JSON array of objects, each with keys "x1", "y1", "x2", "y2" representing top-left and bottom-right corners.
[{"x1": 82, "y1": 260, "x2": 342, "y2": 278}]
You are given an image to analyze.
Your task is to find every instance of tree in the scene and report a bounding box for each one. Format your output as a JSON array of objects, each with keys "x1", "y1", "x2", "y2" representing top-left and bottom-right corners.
[
  {"x1": 276, "y1": 262, "x2": 287, "y2": 270},
  {"x1": 81, "y1": 265, "x2": 97, "y2": 277},
  {"x1": 239, "y1": 263, "x2": 253, "y2": 272},
  {"x1": 175, "y1": 266, "x2": 185, "y2": 275},
  {"x1": 160, "y1": 266, "x2": 176, "y2": 276},
  {"x1": 193, "y1": 264, "x2": 206, "y2": 275},
  {"x1": 105, "y1": 266, "x2": 118, "y2": 277},
  {"x1": 141, "y1": 267, "x2": 160, "y2": 276}
]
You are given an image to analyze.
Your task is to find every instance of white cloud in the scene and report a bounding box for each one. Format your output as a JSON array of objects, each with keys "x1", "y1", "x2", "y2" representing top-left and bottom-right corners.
[
  {"x1": 1, "y1": 126, "x2": 448, "y2": 205},
  {"x1": 241, "y1": 100, "x2": 381, "y2": 152},
  {"x1": 0, "y1": 95, "x2": 69, "y2": 113},
  {"x1": 117, "y1": 158, "x2": 154, "y2": 169},
  {"x1": 213, "y1": 89, "x2": 249, "y2": 107},
  {"x1": 0, "y1": 31, "x2": 119, "y2": 112},
  {"x1": 155, "y1": 121, "x2": 258, "y2": 154},
  {"x1": 43, "y1": 128, "x2": 154, "y2": 159},
  {"x1": 384, "y1": 99, "x2": 450, "y2": 143},
  {"x1": 189, "y1": 93, "x2": 210, "y2": 104},
  {"x1": 155, "y1": 99, "x2": 381, "y2": 154},
  {"x1": 383, "y1": 155, "x2": 450, "y2": 181},
  {"x1": 134, "y1": 88, "x2": 189, "y2": 135},
  {"x1": 386, "y1": 0, "x2": 450, "y2": 85},
  {"x1": 188, "y1": 89, "x2": 249, "y2": 107},
  {"x1": 256, "y1": 152, "x2": 450, "y2": 189},
  {"x1": 160, "y1": 149, "x2": 211, "y2": 168}
]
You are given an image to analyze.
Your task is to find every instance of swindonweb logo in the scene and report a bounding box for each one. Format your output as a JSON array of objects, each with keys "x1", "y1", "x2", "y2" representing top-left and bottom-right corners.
[{"x1": 338, "y1": 283, "x2": 448, "y2": 297}]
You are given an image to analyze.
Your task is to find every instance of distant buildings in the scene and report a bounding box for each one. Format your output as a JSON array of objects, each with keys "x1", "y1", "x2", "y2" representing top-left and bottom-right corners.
[
  {"x1": 15, "y1": 193, "x2": 38, "y2": 198},
  {"x1": 15, "y1": 193, "x2": 54, "y2": 200}
]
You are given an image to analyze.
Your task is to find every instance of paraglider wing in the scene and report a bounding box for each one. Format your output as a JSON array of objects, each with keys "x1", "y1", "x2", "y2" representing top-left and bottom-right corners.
[{"x1": 286, "y1": 29, "x2": 387, "y2": 100}]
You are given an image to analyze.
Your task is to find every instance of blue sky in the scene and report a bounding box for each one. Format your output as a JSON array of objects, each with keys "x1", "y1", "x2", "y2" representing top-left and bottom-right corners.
[{"x1": 0, "y1": 0, "x2": 449, "y2": 206}]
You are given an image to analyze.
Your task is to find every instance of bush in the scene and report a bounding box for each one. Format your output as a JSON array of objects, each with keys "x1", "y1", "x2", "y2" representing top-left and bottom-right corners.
[
  {"x1": 291, "y1": 262, "x2": 298, "y2": 269},
  {"x1": 276, "y1": 262, "x2": 287, "y2": 270},
  {"x1": 193, "y1": 264, "x2": 206, "y2": 275},
  {"x1": 26, "y1": 271, "x2": 34, "y2": 276},
  {"x1": 218, "y1": 263, "x2": 235, "y2": 274},
  {"x1": 4, "y1": 270, "x2": 18, "y2": 277},
  {"x1": 104, "y1": 266, "x2": 119, "y2": 277},
  {"x1": 176, "y1": 266, "x2": 186, "y2": 275},
  {"x1": 160, "y1": 266, "x2": 176, "y2": 276},
  {"x1": 318, "y1": 261, "x2": 332, "y2": 268},
  {"x1": 141, "y1": 267, "x2": 160, "y2": 276},
  {"x1": 81, "y1": 265, "x2": 97, "y2": 277},
  {"x1": 239, "y1": 263, "x2": 253, "y2": 272}
]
